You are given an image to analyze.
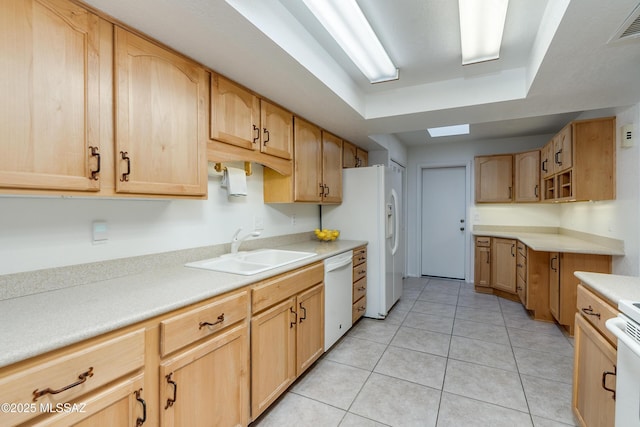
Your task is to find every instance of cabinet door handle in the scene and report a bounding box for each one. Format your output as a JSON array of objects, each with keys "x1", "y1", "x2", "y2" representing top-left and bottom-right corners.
[
  {"x1": 555, "y1": 149, "x2": 563, "y2": 165},
  {"x1": 165, "y1": 373, "x2": 177, "y2": 409},
  {"x1": 199, "y1": 313, "x2": 225, "y2": 329},
  {"x1": 486, "y1": 251, "x2": 490, "y2": 264},
  {"x1": 263, "y1": 128, "x2": 270, "y2": 145},
  {"x1": 511, "y1": 244, "x2": 515, "y2": 257},
  {"x1": 602, "y1": 368, "x2": 616, "y2": 400},
  {"x1": 135, "y1": 388, "x2": 147, "y2": 426},
  {"x1": 120, "y1": 151, "x2": 131, "y2": 182},
  {"x1": 33, "y1": 367, "x2": 94, "y2": 402},
  {"x1": 541, "y1": 159, "x2": 547, "y2": 173},
  {"x1": 324, "y1": 185, "x2": 330, "y2": 196},
  {"x1": 581, "y1": 306, "x2": 601, "y2": 319},
  {"x1": 290, "y1": 306, "x2": 297, "y2": 328},
  {"x1": 299, "y1": 302, "x2": 307, "y2": 323},
  {"x1": 252, "y1": 125, "x2": 260, "y2": 144},
  {"x1": 550, "y1": 255, "x2": 558, "y2": 272},
  {"x1": 319, "y1": 183, "x2": 324, "y2": 197},
  {"x1": 534, "y1": 184, "x2": 539, "y2": 197},
  {"x1": 508, "y1": 186, "x2": 512, "y2": 199},
  {"x1": 89, "y1": 146, "x2": 100, "y2": 180}
]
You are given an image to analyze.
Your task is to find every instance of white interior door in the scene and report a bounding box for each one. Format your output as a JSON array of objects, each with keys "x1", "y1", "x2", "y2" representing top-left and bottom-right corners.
[{"x1": 421, "y1": 166, "x2": 466, "y2": 279}]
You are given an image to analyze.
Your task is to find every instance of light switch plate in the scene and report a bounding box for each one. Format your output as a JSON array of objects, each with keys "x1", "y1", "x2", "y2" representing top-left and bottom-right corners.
[{"x1": 622, "y1": 124, "x2": 634, "y2": 148}]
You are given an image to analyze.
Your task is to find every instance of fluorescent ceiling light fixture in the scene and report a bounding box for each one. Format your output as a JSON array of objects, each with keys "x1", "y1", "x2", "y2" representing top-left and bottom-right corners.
[
  {"x1": 302, "y1": 0, "x2": 398, "y2": 83},
  {"x1": 459, "y1": 0, "x2": 509, "y2": 65},
  {"x1": 427, "y1": 124, "x2": 470, "y2": 138}
]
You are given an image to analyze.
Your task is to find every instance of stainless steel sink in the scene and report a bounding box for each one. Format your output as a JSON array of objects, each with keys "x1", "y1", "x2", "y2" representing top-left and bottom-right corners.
[{"x1": 184, "y1": 249, "x2": 316, "y2": 275}]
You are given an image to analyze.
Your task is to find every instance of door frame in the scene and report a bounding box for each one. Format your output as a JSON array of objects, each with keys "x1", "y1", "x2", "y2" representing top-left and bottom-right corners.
[{"x1": 417, "y1": 162, "x2": 472, "y2": 282}]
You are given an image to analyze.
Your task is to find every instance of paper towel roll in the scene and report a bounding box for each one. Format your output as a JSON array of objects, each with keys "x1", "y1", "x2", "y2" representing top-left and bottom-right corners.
[{"x1": 222, "y1": 166, "x2": 247, "y2": 196}]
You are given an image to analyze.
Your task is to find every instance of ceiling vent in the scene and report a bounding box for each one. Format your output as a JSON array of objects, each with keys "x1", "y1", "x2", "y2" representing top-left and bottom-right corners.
[{"x1": 611, "y1": 3, "x2": 640, "y2": 42}]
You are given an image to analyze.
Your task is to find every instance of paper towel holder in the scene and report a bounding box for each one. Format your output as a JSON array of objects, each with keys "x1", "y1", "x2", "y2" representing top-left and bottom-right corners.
[{"x1": 213, "y1": 162, "x2": 252, "y2": 176}]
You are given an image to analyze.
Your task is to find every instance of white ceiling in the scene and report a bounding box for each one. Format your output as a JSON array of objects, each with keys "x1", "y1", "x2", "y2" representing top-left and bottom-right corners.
[{"x1": 82, "y1": 0, "x2": 640, "y2": 150}]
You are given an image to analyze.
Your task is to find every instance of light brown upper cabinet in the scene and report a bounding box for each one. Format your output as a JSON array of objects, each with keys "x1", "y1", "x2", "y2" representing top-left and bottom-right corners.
[
  {"x1": 343, "y1": 141, "x2": 357, "y2": 168},
  {"x1": 263, "y1": 118, "x2": 342, "y2": 203},
  {"x1": 0, "y1": 0, "x2": 103, "y2": 192},
  {"x1": 321, "y1": 131, "x2": 343, "y2": 203},
  {"x1": 474, "y1": 155, "x2": 513, "y2": 203},
  {"x1": 541, "y1": 117, "x2": 615, "y2": 202},
  {"x1": 209, "y1": 74, "x2": 293, "y2": 175},
  {"x1": 114, "y1": 27, "x2": 208, "y2": 197},
  {"x1": 514, "y1": 150, "x2": 540, "y2": 202},
  {"x1": 343, "y1": 141, "x2": 368, "y2": 168}
]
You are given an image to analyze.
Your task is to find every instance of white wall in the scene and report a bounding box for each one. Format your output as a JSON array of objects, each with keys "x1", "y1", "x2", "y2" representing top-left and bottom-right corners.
[
  {"x1": 406, "y1": 134, "x2": 554, "y2": 279},
  {"x1": 560, "y1": 104, "x2": 640, "y2": 275},
  {"x1": 0, "y1": 164, "x2": 319, "y2": 275}
]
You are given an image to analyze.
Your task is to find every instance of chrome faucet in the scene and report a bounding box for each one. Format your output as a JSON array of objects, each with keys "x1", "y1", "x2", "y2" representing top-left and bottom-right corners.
[{"x1": 231, "y1": 228, "x2": 262, "y2": 253}]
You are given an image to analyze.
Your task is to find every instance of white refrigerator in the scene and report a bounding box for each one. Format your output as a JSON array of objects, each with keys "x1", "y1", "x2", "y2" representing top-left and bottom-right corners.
[{"x1": 321, "y1": 165, "x2": 403, "y2": 319}]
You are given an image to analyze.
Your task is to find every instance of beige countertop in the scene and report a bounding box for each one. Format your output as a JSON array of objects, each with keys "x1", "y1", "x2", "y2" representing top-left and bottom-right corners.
[
  {"x1": 575, "y1": 271, "x2": 640, "y2": 307},
  {"x1": 0, "y1": 239, "x2": 366, "y2": 369},
  {"x1": 473, "y1": 229, "x2": 624, "y2": 256}
]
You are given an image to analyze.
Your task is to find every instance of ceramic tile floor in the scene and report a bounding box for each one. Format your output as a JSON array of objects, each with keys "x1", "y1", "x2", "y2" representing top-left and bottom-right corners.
[{"x1": 252, "y1": 277, "x2": 579, "y2": 427}]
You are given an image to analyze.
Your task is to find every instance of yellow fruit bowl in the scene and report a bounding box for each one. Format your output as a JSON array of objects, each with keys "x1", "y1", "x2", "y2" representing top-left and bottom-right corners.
[{"x1": 314, "y1": 228, "x2": 340, "y2": 242}]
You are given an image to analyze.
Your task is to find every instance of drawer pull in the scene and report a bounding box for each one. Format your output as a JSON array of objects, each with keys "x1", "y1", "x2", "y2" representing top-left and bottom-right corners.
[
  {"x1": 32, "y1": 367, "x2": 94, "y2": 402},
  {"x1": 602, "y1": 368, "x2": 616, "y2": 400},
  {"x1": 165, "y1": 373, "x2": 178, "y2": 409},
  {"x1": 198, "y1": 313, "x2": 225, "y2": 329},
  {"x1": 135, "y1": 388, "x2": 147, "y2": 427},
  {"x1": 357, "y1": 306, "x2": 366, "y2": 312},
  {"x1": 581, "y1": 306, "x2": 601, "y2": 319},
  {"x1": 357, "y1": 286, "x2": 366, "y2": 291}
]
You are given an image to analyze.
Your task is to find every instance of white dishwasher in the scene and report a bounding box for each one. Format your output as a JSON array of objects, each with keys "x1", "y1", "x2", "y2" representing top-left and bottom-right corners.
[
  {"x1": 607, "y1": 300, "x2": 640, "y2": 427},
  {"x1": 324, "y1": 251, "x2": 354, "y2": 351}
]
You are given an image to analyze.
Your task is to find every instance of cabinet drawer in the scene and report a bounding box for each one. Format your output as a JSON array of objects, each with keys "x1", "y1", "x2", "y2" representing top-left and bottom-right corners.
[
  {"x1": 0, "y1": 329, "x2": 144, "y2": 426},
  {"x1": 353, "y1": 277, "x2": 367, "y2": 303},
  {"x1": 161, "y1": 289, "x2": 249, "y2": 356},
  {"x1": 352, "y1": 297, "x2": 366, "y2": 323},
  {"x1": 353, "y1": 246, "x2": 367, "y2": 266},
  {"x1": 475, "y1": 236, "x2": 491, "y2": 247},
  {"x1": 252, "y1": 262, "x2": 323, "y2": 313},
  {"x1": 353, "y1": 262, "x2": 367, "y2": 283},
  {"x1": 576, "y1": 284, "x2": 618, "y2": 346}
]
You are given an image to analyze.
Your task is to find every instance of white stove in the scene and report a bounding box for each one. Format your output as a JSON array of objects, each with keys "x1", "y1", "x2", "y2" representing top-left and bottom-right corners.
[{"x1": 606, "y1": 300, "x2": 640, "y2": 427}]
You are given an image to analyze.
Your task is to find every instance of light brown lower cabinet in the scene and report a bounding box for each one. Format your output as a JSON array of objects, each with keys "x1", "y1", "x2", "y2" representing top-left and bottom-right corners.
[
  {"x1": 159, "y1": 323, "x2": 250, "y2": 427},
  {"x1": 491, "y1": 238, "x2": 516, "y2": 293},
  {"x1": 30, "y1": 374, "x2": 146, "y2": 427},
  {"x1": 250, "y1": 263, "x2": 324, "y2": 421},
  {"x1": 474, "y1": 237, "x2": 492, "y2": 291},
  {"x1": 548, "y1": 253, "x2": 611, "y2": 334},
  {"x1": 573, "y1": 314, "x2": 616, "y2": 427}
]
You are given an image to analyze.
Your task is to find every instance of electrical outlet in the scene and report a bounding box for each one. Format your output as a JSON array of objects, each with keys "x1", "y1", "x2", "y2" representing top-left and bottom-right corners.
[
  {"x1": 92, "y1": 221, "x2": 108, "y2": 245},
  {"x1": 253, "y1": 216, "x2": 264, "y2": 231}
]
